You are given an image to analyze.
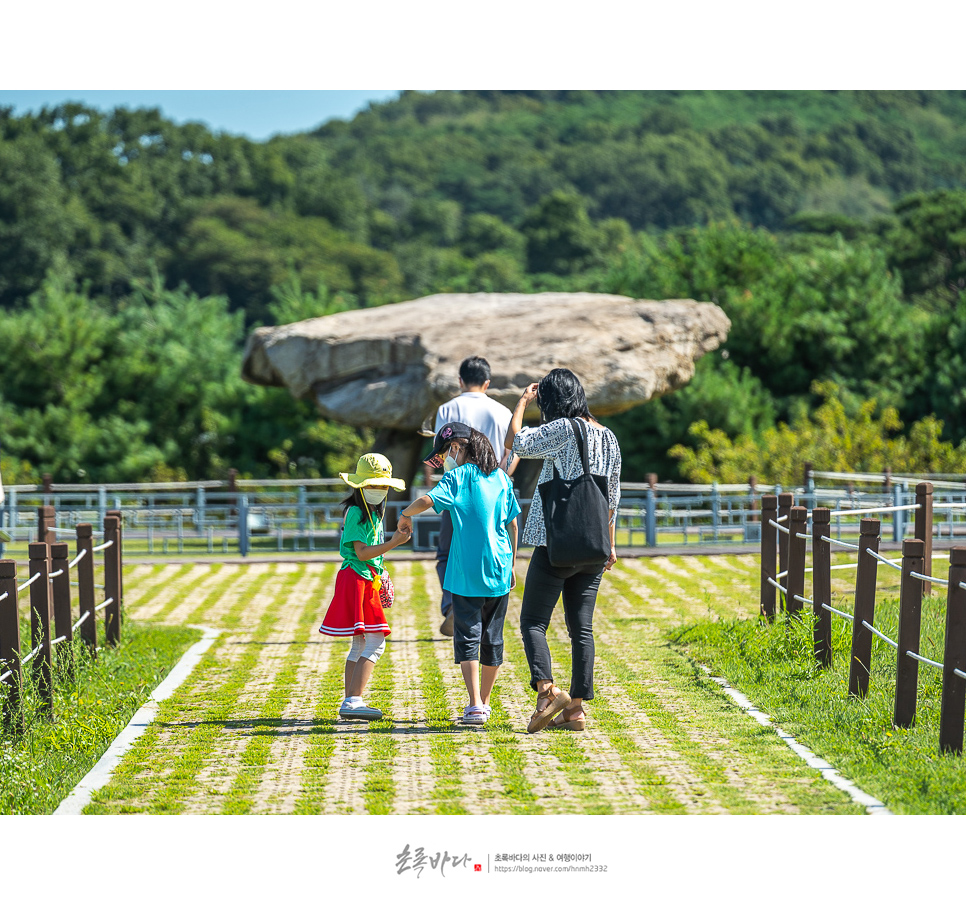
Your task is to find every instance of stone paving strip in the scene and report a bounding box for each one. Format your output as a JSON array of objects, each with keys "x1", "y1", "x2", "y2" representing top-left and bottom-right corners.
[
  {"x1": 180, "y1": 563, "x2": 276, "y2": 628},
  {"x1": 86, "y1": 566, "x2": 283, "y2": 813},
  {"x1": 117, "y1": 562, "x2": 160, "y2": 594},
  {"x1": 540, "y1": 598, "x2": 730, "y2": 814},
  {"x1": 422, "y1": 565, "x2": 557, "y2": 814},
  {"x1": 407, "y1": 565, "x2": 475, "y2": 814},
  {"x1": 595, "y1": 565, "x2": 850, "y2": 814},
  {"x1": 604, "y1": 565, "x2": 680, "y2": 623},
  {"x1": 667, "y1": 555, "x2": 757, "y2": 620},
  {"x1": 386, "y1": 564, "x2": 451, "y2": 815},
  {"x1": 622, "y1": 559, "x2": 695, "y2": 618},
  {"x1": 123, "y1": 563, "x2": 195, "y2": 618},
  {"x1": 85, "y1": 554, "x2": 861, "y2": 815},
  {"x1": 161, "y1": 566, "x2": 286, "y2": 813},
  {"x1": 140, "y1": 563, "x2": 237, "y2": 624},
  {"x1": 182, "y1": 564, "x2": 321, "y2": 814},
  {"x1": 497, "y1": 587, "x2": 646, "y2": 814},
  {"x1": 249, "y1": 566, "x2": 337, "y2": 814},
  {"x1": 593, "y1": 655, "x2": 776, "y2": 814},
  {"x1": 702, "y1": 554, "x2": 757, "y2": 576}
]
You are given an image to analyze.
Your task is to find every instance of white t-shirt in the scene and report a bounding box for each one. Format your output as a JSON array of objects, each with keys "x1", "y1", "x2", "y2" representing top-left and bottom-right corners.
[{"x1": 435, "y1": 391, "x2": 513, "y2": 465}]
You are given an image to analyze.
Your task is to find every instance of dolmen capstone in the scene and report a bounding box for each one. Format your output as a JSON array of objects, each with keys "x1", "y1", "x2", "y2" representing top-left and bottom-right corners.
[{"x1": 242, "y1": 292, "x2": 731, "y2": 435}]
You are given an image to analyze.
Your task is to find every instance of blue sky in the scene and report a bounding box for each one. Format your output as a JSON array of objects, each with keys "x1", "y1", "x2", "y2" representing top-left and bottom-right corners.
[{"x1": 0, "y1": 90, "x2": 404, "y2": 141}]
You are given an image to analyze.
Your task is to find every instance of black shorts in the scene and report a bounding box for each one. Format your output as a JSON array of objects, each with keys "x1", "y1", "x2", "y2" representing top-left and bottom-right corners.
[{"x1": 451, "y1": 592, "x2": 510, "y2": 666}]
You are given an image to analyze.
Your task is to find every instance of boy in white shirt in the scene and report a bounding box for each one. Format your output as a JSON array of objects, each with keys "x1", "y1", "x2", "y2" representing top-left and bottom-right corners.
[{"x1": 432, "y1": 356, "x2": 515, "y2": 635}]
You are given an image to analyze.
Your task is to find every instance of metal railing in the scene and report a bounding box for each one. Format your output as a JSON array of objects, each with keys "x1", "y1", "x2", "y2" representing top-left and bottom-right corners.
[{"x1": 6, "y1": 477, "x2": 966, "y2": 558}]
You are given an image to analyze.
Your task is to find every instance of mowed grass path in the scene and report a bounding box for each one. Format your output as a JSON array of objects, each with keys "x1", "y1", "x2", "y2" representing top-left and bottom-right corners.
[{"x1": 85, "y1": 555, "x2": 860, "y2": 814}]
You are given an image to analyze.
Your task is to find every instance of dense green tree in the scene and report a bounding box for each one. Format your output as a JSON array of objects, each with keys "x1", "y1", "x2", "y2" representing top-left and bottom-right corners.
[
  {"x1": 0, "y1": 273, "x2": 161, "y2": 481},
  {"x1": 0, "y1": 273, "x2": 373, "y2": 482},
  {"x1": 520, "y1": 191, "x2": 599, "y2": 274},
  {"x1": 172, "y1": 196, "x2": 403, "y2": 320},
  {"x1": 606, "y1": 221, "x2": 922, "y2": 410},
  {"x1": 606, "y1": 354, "x2": 777, "y2": 481},
  {"x1": 0, "y1": 135, "x2": 79, "y2": 301},
  {"x1": 460, "y1": 213, "x2": 525, "y2": 261},
  {"x1": 6, "y1": 93, "x2": 966, "y2": 484},
  {"x1": 886, "y1": 189, "x2": 966, "y2": 305},
  {"x1": 670, "y1": 383, "x2": 966, "y2": 486}
]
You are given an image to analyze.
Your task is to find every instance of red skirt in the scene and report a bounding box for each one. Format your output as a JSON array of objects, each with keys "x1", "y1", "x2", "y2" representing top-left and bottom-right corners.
[{"x1": 319, "y1": 567, "x2": 392, "y2": 637}]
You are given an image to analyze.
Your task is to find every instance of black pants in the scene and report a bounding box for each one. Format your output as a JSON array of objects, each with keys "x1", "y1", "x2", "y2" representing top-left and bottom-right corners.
[{"x1": 519, "y1": 546, "x2": 604, "y2": 699}]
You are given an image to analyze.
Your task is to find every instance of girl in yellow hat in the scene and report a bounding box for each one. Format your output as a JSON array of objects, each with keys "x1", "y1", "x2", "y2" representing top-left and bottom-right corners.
[{"x1": 319, "y1": 453, "x2": 409, "y2": 721}]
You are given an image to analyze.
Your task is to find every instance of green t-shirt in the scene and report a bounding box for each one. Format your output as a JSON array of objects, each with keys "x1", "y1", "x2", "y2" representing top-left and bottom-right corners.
[{"x1": 339, "y1": 504, "x2": 384, "y2": 580}]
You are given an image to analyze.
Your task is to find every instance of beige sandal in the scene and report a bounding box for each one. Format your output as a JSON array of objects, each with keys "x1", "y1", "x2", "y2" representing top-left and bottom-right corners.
[
  {"x1": 547, "y1": 712, "x2": 586, "y2": 731},
  {"x1": 527, "y1": 685, "x2": 572, "y2": 734}
]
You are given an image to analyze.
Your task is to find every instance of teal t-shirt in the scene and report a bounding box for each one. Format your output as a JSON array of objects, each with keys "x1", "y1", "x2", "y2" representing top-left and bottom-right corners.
[
  {"x1": 428, "y1": 464, "x2": 520, "y2": 597},
  {"x1": 339, "y1": 504, "x2": 383, "y2": 580}
]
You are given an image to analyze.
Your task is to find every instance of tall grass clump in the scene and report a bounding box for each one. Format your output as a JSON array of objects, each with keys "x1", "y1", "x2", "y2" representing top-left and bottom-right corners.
[{"x1": 0, "y1": 621, "x2": 199, "y2": 814}]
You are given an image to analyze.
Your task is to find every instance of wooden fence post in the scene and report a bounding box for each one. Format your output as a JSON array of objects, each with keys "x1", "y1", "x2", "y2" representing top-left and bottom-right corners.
[
  {"x1": 0, "y1": 559, "x2": 25, "y2": 733},
  {"x1": 50, "y1": 541, "x2": 74, "y2": 680},
  {"x1": 914, "y1": 482, "x2": 934, "y2": 597},
  {"x1": 786, "y1": 506, "x2": 808, "y2": 619},
  {"x1": 778, "y1": 493, "x2": 794, "y2": 613},
  {"x1": 894, "y1": 539, "x2": 924, "y2": 728},
  {"x1": 103, "y1": 514, "x2": 122, "y2": 647},
  {"x1": 849, "y1": 519, "x2": 881, "y2": 698},
  {"x1": 812, "y1": 507, "x2": 832, "y2": 667},
  {"x1": 38, "y1": 504, "x2": 56, "y2": 546},
  {"x1": 760, "y1": 495, "x2": 778, "y2": 621},
  {"x1": 106, "y1": 509, "x2": 124, "y2": 608},
  {"x1": 939, "y1": 546, "x2": 966, "y2": 754},
  {"x1": 28, "y1": 542, "x2": 54, "y2": 719},
  {"x1": 75, "y1": 523, "x2": 97, "y2": 653}
]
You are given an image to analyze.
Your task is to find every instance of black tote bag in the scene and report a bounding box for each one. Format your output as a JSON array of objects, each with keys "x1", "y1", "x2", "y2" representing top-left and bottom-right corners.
[{"x1": 538, "y1": 418, "x2": 611, "y2": 568}]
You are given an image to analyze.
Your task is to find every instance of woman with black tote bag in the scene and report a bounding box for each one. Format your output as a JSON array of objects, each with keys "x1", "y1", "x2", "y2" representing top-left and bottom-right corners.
[{"x1": 505, "y1": 369, "x2": 621, "y2": 733}]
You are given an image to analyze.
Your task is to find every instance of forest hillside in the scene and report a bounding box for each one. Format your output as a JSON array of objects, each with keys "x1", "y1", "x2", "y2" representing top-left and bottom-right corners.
[{"x1": 3, "y1": 90, "x2": 966, "y2": 484}]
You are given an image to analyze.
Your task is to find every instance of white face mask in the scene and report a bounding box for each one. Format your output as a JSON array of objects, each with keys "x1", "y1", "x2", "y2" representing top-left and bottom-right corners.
[
  {"x1": 363, "y1": 487, "x2": 388, "y2": 505},
  {"x1": 442, "y1": 455, "x2": 459, "y2": 473}
]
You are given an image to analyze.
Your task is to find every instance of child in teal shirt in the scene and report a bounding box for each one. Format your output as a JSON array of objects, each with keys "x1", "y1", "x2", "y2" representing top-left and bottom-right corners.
[{"x1": 399, "y1": 422, "x2": 520, "y2": 724}]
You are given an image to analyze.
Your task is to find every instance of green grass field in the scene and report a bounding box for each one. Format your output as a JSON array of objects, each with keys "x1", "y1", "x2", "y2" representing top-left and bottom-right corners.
[
  {"x1": 5, "y1": 548, "x2": 963, "y2": 815},
  {"x1": 71, "y1": 556, "x2": 857, "y2": 814}
]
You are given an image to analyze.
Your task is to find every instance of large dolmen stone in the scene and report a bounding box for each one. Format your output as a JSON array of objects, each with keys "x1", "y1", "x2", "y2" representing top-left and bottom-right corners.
[{"x1": 242, "y1": 292, "x2": 730, "y2": 431}]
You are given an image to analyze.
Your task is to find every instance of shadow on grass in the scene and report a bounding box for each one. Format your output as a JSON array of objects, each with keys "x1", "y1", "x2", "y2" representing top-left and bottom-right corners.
[
  {"x1": 159, "y1": 717, "x2": 475, "y2": 736},
  {"x1": 231, "y1": 637, "x2": 448, "y2": 646}
]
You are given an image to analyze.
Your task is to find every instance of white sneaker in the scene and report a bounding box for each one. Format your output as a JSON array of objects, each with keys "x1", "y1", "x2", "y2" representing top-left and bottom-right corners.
[
  {"x1": 341, "y1": 705, "x2": 383, "y2": 721},
  {"x1": 339, "y1": 697, "x2": 363, "y2": 719}
]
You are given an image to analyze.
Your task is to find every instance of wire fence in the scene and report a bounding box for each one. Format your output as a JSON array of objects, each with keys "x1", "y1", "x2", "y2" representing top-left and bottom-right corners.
[
  {"x1": 759, "y1": 481, "x2": 966, "y2": 755},
  {"x1": 8, "y1": 470, "x2": 966, "y2": 557},
  {"x1": 0, "y1": 511, "x2": 124, "y2": 726}
]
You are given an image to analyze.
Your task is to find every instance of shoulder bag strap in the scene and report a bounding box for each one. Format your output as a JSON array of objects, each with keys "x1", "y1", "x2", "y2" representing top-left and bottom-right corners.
[{"x1": 568, "y1": 418, "x2": 590, "y2": 475}]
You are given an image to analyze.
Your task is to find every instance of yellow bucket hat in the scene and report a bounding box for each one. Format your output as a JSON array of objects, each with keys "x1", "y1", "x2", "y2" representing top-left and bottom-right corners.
[{"x1": 340, "y1": 453, "x2": 406, "y2": 491}]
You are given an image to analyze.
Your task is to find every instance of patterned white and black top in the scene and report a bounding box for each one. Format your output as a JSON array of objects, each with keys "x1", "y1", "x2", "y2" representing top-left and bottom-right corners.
[{"x1": 509, "y1": 418, "x2": 622, "y2": 548}]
